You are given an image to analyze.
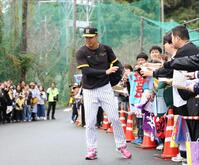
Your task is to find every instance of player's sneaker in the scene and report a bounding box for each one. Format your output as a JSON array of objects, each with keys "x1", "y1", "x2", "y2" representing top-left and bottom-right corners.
[
  {"x1": 117, "y1": 145, "x2": 132, "y2": 159},
  {"x1": 85, "y1": 148, "x2": 97, "y2": 160}
]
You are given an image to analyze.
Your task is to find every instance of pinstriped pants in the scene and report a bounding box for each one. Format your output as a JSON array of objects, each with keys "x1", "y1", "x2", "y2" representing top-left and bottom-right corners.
[{"x1": 83, "y1": 83, "x2": 126, "y2": 150}]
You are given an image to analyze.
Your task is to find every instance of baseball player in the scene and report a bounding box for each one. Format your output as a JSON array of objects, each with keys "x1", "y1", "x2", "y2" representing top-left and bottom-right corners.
[{"x1": 76, "y1": 27, "x2": 132, "y2": 160}]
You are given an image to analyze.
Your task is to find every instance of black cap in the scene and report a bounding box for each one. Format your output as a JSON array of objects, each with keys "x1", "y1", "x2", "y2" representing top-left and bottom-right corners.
[{"x1": 83, "y1": 27, "x2": 98, "y2": 37}]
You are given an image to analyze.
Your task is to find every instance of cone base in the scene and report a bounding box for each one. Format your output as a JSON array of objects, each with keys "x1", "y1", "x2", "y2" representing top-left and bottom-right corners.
[
  {"x1": 161, "y1": 143, "x2": 179, "y2": 158},
  {"x1": 153, "y1": 154, "x2": 171, "y2": 160},
  {"x1": 161, "y1": 153, "x2": 177, "y2": 159},
  {"x1": 140, "y1": 139, "x2": 157, "y2": 149},
  {"x1": 125, "y1": 134, "x2": 135, "y2": 142},
  {"x1": 135, "y1": 144, "x2": 156, "y2": 150},
  {"x1": 140, "y1": 144, "x2": 156, "y2": 149}
]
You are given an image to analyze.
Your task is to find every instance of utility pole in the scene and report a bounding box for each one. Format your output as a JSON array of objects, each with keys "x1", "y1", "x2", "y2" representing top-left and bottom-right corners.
[
  {"x1": 86, "y1": 0, "x2": 89, "y2": 25},
  {"x1": 140, "y1": 16, "x2": 144, "y2": 52},
  {"x1": 73, "y1": 0, "x2": 77, "y2": 40},
  {"x1": 160, "y1": 0, "x2": 164, "y2": 50}
]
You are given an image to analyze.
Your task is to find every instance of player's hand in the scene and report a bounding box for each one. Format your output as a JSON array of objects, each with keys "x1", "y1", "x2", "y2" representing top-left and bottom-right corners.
[{"x1": 106, "y1": 66, "x2": 119, "y2": 75}]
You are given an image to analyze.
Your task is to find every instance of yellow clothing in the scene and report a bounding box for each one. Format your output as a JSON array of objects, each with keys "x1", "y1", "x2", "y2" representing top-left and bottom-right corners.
[
  {"x1": 47, "y1": 87, "x2": 59, "y2": 102},
  {"x1": 8, "y1": 89, "x2": 13, "y2": 100},
  {"x1": 69, "y1": 97, "x2": 75, "y2": 105},
  {"x1": 16, "y1": 98, "x2": 25, "y2": 110}
]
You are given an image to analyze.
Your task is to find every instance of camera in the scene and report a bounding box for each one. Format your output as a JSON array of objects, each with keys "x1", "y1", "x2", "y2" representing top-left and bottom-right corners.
[
  {"x1": 135, "y1": 67, "x2": 146, "y2": 78},
  {"x1": 53, "y1": 95, "x2": 58, "y2": 101},
  {"x1": 135, "y1": 67, "x2": 142, "y2": 75}
]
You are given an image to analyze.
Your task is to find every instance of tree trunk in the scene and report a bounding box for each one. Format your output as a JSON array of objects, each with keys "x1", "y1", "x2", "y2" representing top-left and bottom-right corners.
[
  {"x1": 21, "y1": 67, "x2": 27, "y2": 81},
  {"x1": 20, "y1": 0, "x2": 28, "y2": 81},
  {"x1": 21, "y1": 0, "x2": 28, "y2": 52},
  {"x1": 68, "y1": 0, "x2": 77, "y2": 85}
]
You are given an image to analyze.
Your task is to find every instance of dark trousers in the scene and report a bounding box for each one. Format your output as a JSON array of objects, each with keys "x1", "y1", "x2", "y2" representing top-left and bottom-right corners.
[
  {"x1": 11, "y1": 109, "x2": 17, "y2": 121},
  {"x1": 6, "y1": 113, "x2": 11, "y2": 123},
  {"x1": 71, "y1": 103, "x2": 78, "y2": 122},
  {"x1": 186, "y1": 97, "x2": 199, "y2": 141},
  {"x1": 16, "y1": 110, "x2": 23, "y2": 121},
  {"x1": 0, "y1": 109, "x2": 2, "y2": 123},
  {"x1": 0, "y1": 107, "x2": 7, "y2": 123},
  {"x1": 47, "y1": 101, "x2": 56, "y2": 118},
  {"x1": 173, "y1": 104, "x2": 188, "y2": 158},
  {"x1": 32, "y1": 112, "x2": 37, "y2": 121},
  {"x1": 173, "y1": 104, "x2": 188, "y2": 116},
  {"x1": 137, "y1": 118, "x2": 143, "y2": 139}
]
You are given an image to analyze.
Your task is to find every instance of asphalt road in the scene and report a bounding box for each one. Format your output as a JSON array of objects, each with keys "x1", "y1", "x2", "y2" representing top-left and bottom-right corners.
[{"x1": 0, "y1": 109, "x2": 179, "y2": 165}]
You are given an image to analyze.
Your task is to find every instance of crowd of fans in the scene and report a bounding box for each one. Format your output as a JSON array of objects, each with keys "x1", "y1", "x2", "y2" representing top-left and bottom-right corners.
[
  {"x1": 0, "y1": 81, "x2": 59, "y2": 124},
  {"x1": 70, "y1": 25, "x2": 199, "y2": 164}
]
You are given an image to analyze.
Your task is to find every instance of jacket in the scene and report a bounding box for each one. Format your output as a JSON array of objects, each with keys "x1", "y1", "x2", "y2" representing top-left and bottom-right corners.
[{"x1": 164, "y1": 53, "x2": 199, "y2": 72}]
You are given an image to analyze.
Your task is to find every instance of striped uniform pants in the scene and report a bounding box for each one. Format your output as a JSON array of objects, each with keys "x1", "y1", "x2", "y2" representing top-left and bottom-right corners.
[{"x1": 83, "y1": 83, "x2": 126, "y2": 150}]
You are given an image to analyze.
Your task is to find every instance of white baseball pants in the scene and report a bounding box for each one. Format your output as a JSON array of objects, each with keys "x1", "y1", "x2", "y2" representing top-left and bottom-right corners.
[{"x1": 83, "y1": 83, "x2": 126, "y2": 150}]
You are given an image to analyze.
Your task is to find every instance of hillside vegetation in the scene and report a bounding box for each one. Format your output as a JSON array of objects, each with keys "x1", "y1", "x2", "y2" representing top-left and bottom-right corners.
[{"x1": 116, "y1": 0, "x2": 199, "y2": 29}]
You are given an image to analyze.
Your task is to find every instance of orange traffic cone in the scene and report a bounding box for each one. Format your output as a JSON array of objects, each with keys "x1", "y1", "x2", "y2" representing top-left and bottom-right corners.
[
  {"x1": 107, "y1": 123, "x2": 113, "y2": 133},
  {"x1": 139, "y1": 111, "x2": 157, "y2": 149},
  {"x1": 160, "y1": 108, "x2": 179, "y2": 159},
  {"x1": 102, "y1": 113, "x2": 109, "y2": 130},
  {"x1": 119, "y1": 110, "x2": 126, "y2": 134},
  {"x1": 125, "y1": 113, "x2": 135, "y2": 142},
  {"x1": 140, "y1": 130, "x2": 157, "y2": 149}
]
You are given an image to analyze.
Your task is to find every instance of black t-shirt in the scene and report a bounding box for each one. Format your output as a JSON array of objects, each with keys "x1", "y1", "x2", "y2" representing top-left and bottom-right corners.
[{"x1": 76, "y1": 44, "x2": 116, "y2": 89}]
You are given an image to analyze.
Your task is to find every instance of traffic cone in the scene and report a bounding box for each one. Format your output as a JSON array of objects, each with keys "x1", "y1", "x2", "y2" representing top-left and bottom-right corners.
[
  {"x1": 160, "y1": 108, "x2": 179, "y2": 159},
  {"x1": 102, "y1": 113, "x2": 109, "y2": 130},
  {"x1": 125, "y1": 113, "x2": 135, "y2": 142},
  {"x1": 140, "y1": 130, "x2": 157, "y2": 149},
  {"x1": 119, "y1": 110, "x2": 126, "y2": 134},
  {"x1": 106, "y1": 123, "x2": 113, "y2": 133},
  {"x1": 140, "y1": 111, "x2": 157, "y2": 149}
]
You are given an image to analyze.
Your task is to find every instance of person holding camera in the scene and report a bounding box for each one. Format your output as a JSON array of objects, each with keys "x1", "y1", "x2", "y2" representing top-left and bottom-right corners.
[
  {"x1": 47, "y1": 82, "x2": 59, "y2": 120},
  {"x1": 128, "y1": 52, "x2": 153, "y2": 145}
]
